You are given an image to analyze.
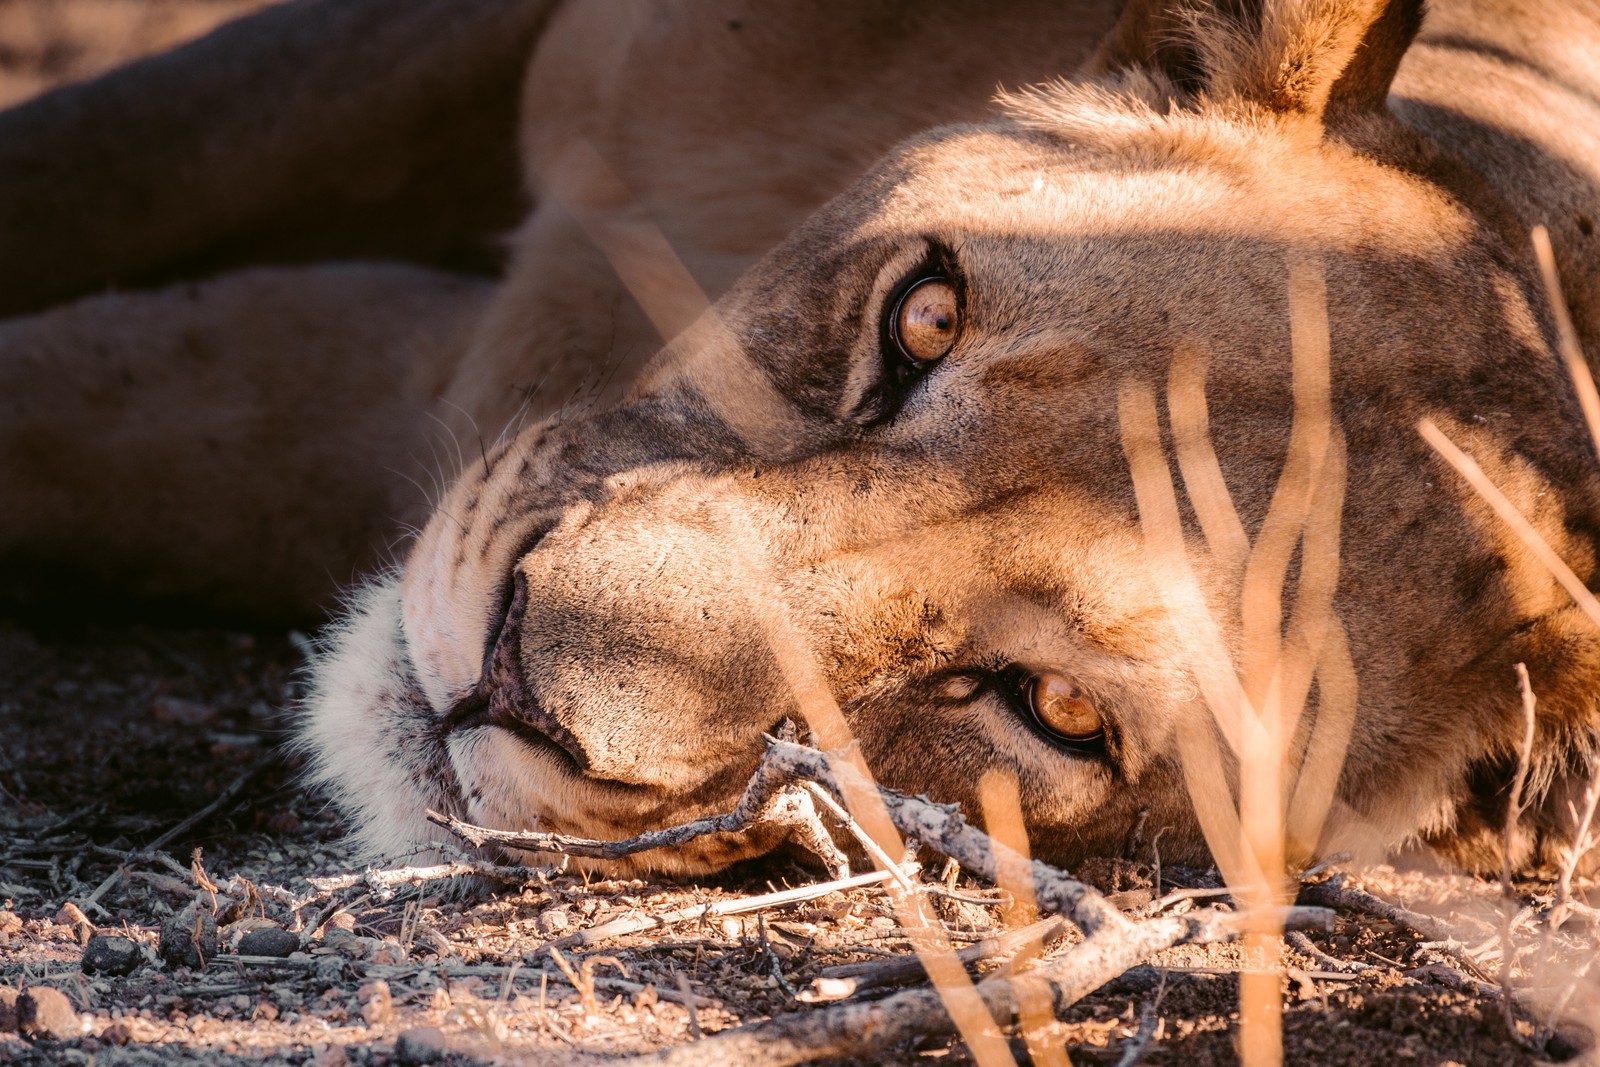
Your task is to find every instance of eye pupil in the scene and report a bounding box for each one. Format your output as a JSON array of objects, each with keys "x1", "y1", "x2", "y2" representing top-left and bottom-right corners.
[
  {"x1": 892, "y1": 277, "x2": 960, "y2": 364},
  {"x1": 1027, "y1": 671, "x2": 1103, "y2": 743}
]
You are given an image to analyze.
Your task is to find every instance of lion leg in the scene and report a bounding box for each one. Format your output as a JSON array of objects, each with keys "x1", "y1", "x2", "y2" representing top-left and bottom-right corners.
[
  {"x1": 0, "y1": 264, "x2": 491, "y2": 619},
  {"x1": 0, "y1": 0, "x2": 558, "y2": 318}
]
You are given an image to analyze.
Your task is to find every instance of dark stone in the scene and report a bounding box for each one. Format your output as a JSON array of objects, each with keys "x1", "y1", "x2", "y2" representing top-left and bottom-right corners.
[
  {"x1": 237, "y1": 926, "x2": 300, "y2": 958},
  {"x1": 158, "y1": 904, "x2": 218, "y2": 969},
  {"x1": 17, "y1": 986, "x2": 79, "y2": 1040},
  {"x1": 395, "y1": 1026, "x2": 448, "y2": 1064},
  {"x1": 82, "y1": 935, "x2": 142, "y2": 976}
]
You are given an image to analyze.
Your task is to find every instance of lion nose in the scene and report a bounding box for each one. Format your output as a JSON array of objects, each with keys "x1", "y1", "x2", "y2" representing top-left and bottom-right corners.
[
  {"x1": 503, "y1": 484, "x2": 798, "y2": 789},
  {"x1": 445, "y1": 570, "x2": 593, "y2": 771}
]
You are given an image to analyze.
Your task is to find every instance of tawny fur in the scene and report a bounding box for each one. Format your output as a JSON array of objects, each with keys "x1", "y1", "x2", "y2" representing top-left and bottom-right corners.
[{"x1": 4, "y1": 0, "x2": 1600, "y2": 875}]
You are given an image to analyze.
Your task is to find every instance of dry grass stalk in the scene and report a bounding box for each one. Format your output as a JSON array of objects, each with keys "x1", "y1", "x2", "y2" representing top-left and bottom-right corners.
[
  {"x1": 1500, "y1": 665, "x2": 1539, "y2": 1037},
  {"x1": 717, "y1": 530, "x2": 1015, "y2": 1066},
  {"x1": 1417, "y1": 419, "x2": 1600, "y2": 632},
  {"x1": 1532, "y1": 225, "x2": 1600, "y2": 461},
  {"x1": 978, "y1": 770, "x2": 1040, "y2": 929},
  {"x1": 978, "y1": 768, "x2": 1066, "y2": 1067},
  {"x1": 1119, "y1": 251, "x2": 1353, "y2": 1067},
  {"x1": 1551, "y1": 760, "x2": 1600, "y2": 930}
]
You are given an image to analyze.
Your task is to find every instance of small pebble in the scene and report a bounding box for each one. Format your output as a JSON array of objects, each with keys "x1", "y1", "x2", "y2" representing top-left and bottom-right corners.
[
  {"x1": 534, "y1": 908, "x2": 571, "y2": 936},
  {"x1": 18, "y1": 986, "x2": 80, "y2": 1040},
  {"x1": 151, "y1": 695, "x2": 217, "y2": 725},
  {"x1": 395, "y1": 1026, "x2": 448, "y2": 1064},
  {"x1": 359, "y1": 979, "x2": 393, "y2": 1027},
  {"x1": 99, "y1": 1021, "x2": 132, "y2": 1046},
  {"x1": 311, "y1": 1043, "x2": 348, "y2": 1067},
  {"x1": 159, "y1": 904, "x2": 218, "y2": 969},
  {"x1": 237, "y1": 926, "x2": 299, "y2": 958},
  {"x1": 82, "y1": 935, "x2": 143, "y2": 976}
]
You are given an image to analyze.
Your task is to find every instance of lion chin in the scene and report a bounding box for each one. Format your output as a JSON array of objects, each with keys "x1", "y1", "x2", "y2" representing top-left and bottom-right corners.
[{"x1": 299, "y1": 576, "x2": 791, "y2": 875}]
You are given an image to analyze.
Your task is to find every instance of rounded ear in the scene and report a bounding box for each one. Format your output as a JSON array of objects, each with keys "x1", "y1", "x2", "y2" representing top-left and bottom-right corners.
[
  {"x1": 1322, "y1": 0, "x2": 1425, "y2": 118},
  {"x1": 1082, "y1": 0, "x2": 1425, "y2": 124}
]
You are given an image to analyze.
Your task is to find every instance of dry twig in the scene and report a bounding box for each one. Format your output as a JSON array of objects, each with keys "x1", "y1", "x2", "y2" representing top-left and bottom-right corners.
[
  {"x1": 467, "y1": 738, "x2": 1335, "y2": 1066},
  {"x1": 1500, "y1": 666, "x2": 1540, "y2": 1036},
  {"x1": 816, "y1": 916, "x2": 1069, "y2": 994},
  {"x1": 530, "y1": 868, "x2": 899, "y2": 957},
  {"x1": 304, "y1": 858, "x2": 549, "y2": 894},
  {"x1": 427, "y1": 770, "x2": 842, "y2": 874},
  {"x1": 82, "y1": 759, "x2": 267, "y2": 911}
]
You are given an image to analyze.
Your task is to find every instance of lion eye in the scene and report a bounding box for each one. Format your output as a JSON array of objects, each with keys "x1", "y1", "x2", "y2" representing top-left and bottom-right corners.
[
  {"x1": 890, "y1": 277, "x2": 960, "y2": 365},
  {"x1": 1026, "y1": 672, "x2": 1103, "y2": 743}
]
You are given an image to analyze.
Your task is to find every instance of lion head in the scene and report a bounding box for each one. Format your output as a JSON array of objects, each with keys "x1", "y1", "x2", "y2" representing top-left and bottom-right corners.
[{"x1": 301, "y1": 0, "x2": 1600, "y2": 875}]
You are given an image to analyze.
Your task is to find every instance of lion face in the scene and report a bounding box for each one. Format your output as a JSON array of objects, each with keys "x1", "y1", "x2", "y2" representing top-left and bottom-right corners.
[{"x1": 302, "y1": 4, "x2": 1600, "y2": 873}]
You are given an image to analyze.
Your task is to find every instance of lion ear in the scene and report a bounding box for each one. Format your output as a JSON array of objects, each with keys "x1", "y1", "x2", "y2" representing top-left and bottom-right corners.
[{"x1": 1085, "y1": 0, "x2": 1424, "y2": 124}]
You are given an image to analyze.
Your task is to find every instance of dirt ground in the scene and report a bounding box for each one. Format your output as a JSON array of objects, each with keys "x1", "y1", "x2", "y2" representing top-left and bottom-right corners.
[
  {"x1": 1, "y1": 618, "x2": 1592, "y2": 1066},
  {"x1": 2, "y1": 4, "x2": 1599, "y2": 1066}
]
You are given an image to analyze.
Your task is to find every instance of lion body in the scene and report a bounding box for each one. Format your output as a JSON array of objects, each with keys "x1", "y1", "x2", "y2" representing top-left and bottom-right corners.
[{"x1": 3, "y1": 0, "x2": 1600, "y2": 873}]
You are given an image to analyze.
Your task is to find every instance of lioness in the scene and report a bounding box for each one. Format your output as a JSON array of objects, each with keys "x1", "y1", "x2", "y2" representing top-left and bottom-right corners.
[{"x1": 3, "y1": 0, "x2": 1599, "y2": 877}]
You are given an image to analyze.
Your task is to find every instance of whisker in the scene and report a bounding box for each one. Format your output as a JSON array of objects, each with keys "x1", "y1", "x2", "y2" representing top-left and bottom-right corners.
[{"x1": 436, "y1": 396, "x2": 491, "y2": 477}]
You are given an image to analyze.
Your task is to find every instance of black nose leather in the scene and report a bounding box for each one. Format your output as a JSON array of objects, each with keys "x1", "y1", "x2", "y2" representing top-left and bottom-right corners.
[{"x1": 445, "y1": 570, "x2": 591, "y2": 771}]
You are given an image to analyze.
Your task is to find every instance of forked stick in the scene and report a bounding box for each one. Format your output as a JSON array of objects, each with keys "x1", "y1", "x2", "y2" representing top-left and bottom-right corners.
[
  {"x1": 442, "y1": 738, "x2": 1339, "y2": 1066},
  {"x1": 558, "y1": 904, "x2": 1329, "y2": 1067},
  {"x1": 426, "y1": 767, "x2": 848, "y2": 878}
]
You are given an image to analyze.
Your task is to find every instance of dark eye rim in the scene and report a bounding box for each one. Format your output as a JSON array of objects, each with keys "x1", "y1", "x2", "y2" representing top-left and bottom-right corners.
[
  {"x1": 888, "y1": 276, "x2": 960, "y2": 368},
  {"x1": 878, "y1": 243, "x2": 966, "y2": 388},
  {"x1": 1005, "y1": 666, "x2": 1108, "y2": 753}
]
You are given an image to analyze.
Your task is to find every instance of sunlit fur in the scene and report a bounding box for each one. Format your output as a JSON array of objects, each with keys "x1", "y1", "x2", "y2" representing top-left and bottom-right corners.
[
  {"x1": 289, "y1": 0, "x2": 1600, "y2": 875},
  {"x1": 6, "y1": 0, "x2": 1600, "y2": 876}
]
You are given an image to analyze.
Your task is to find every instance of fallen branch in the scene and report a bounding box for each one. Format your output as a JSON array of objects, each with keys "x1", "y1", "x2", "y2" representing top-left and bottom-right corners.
[
  {"x1": 530, "y1": 867, "x2": 900, "y2": 957},
  {"x1": 1298, "y1": 875, "x2": 1460, "y2": 945},
  {"x1": 305, "y1": 858, "x2": 548, "y2": 894},
  {"x1": 565, "y1": 905, "x2": 1330, "y2": 1067},
  {"x1": 454, "y1": 738, "x2": 1336, "y2": 1066},
  {"x1": 1285, "y1": 930, "x2": 1376, "y2": 974},
  {"x1": 816, "y1": 916, "x2": 1069, "y2": 995},
  {"x1": 432, "y1": 739, "x2": 1130, "y2": 936},
  {"x1": 427, "y1": 765, "x2": 844, "y2": 874}
]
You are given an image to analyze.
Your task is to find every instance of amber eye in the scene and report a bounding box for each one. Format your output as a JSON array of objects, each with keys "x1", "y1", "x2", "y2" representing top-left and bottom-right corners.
[
  {"x1": 890, "y1": 277, "x2": 960, "y2": 365},
  {"x1": 1026, "y1": 672, "x2": 1104, "y2": 743}
]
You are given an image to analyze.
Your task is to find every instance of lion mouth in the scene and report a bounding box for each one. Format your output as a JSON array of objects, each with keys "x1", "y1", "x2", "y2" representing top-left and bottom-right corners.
[{"x1": 443, "y1": 573, "x2": 590, "y2": 774}]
